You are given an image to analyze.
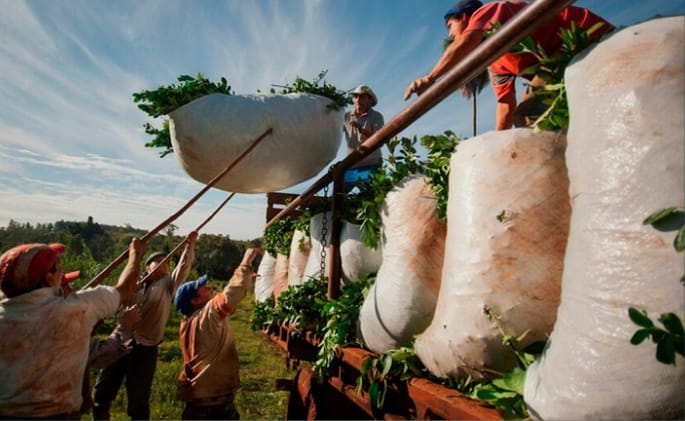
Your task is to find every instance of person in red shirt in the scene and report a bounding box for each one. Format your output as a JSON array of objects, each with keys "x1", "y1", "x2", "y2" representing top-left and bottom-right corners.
[{"x1": 404, "y1": 0, "x2": 614, "y2": 130}]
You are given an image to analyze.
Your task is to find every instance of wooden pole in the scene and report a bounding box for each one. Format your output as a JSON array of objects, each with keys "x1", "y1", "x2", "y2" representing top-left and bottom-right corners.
[
  {"x1": 137, "y1": 192, "x2": 236, "y2": 285},
  {"x1": 81, "y1": 128, "x2": 272, "y2": 289}
]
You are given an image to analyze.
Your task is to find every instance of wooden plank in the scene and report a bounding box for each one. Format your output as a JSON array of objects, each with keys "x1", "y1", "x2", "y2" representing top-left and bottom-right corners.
[
  {"x1": 265, "y1": 192, "x2": 326, "y2": 222},
  {"x1": 265, "y1": 326, "x2": 503, "y2": 420}
]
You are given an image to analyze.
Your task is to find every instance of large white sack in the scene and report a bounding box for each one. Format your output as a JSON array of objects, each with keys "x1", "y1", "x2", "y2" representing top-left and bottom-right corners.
[
  {"x1": 415, "y1": 129, "x2": 570, "y2": 379},
  {"x1": 359, "y1": 176, "x2": 446, "y2": 353},
  {"x1": 301, "y1": 212, "x2": 333, "y2": 283},
  {"x1": 255, "y1": 251, "x2": 276, "y2": 303},
  {"x1": 524, "y1": 17, "x2": 685, "y2": 420},
  {"x1": 287, "y1": 229, "x2": 311, "y2": 287},
  {"x1": 340, "y1": 222, "x2": 382, "y2": 286},
  {"x1": 169, "y1": 93, "x2": 343, "y2": 193}
]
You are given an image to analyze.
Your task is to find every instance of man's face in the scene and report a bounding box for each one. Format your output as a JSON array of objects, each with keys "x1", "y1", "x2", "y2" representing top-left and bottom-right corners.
[
  {"x1": 353, "y1": 94, "x2": 373, "y2": 113},
  {"x1": 445, "y1": 14, "x2": 467, "y2": 41},
  {"x1": 191, "y1": 285, "x2": 214, "y2": 308},
  {"x1": 146, "y1": 258, "x2": 169, "y2": 280},
  {"x1": 45, "y1": 260, "x2": 64, "y2": 288}
]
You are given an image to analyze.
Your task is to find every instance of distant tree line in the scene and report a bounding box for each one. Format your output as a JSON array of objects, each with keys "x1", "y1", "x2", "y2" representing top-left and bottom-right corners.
[{"x1": 0, "y1": 217, "x2": 262, "y2": 286}]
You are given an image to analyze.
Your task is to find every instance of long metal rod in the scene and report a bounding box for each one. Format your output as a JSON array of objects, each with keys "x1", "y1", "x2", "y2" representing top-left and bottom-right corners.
[
  {"x1": 264, "y1": 0, "x2": 573, "y2": 230},
  {"x1": 82, "y1": 128, "x2": 272, "y2": 289},
  {"x1": 137, "y1": 192, "x2": 236, "y2": 285}
]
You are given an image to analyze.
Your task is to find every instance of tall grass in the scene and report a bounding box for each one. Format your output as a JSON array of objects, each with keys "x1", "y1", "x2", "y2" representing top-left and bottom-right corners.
[{"x1": 85, "y1": 290, "x2": 294, "y2": 420}]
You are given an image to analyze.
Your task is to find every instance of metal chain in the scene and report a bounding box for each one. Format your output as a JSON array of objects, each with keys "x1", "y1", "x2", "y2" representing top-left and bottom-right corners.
[
  {"x1": 320, "y1": 185, "x2": 329, "y2": 282},
  {"x1": 319, "y1": 164, "x2": 336, "y2": 282}
]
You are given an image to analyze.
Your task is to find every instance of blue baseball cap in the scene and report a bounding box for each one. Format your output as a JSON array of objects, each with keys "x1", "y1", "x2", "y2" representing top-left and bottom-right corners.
[
  {"x1": 173, "y1": 274, "x2": 209, "y2": 315},
  {"x1": 444, "y1": 0, "x2": 483, "y2": 21}
]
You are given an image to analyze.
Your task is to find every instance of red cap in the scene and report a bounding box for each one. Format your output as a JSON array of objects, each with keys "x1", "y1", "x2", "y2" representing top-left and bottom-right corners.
[{"x1": 0, "y1": 243, "x2": 67, "y2": 297}]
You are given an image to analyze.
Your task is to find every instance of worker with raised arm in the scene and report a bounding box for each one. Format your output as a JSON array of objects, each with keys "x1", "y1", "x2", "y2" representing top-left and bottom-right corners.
[
  {"x1": 92, "y1": 230, "x2": 199, "y2": 420},
  {"x1": 0, "y1": 237, "x2": 145, "y2": 419},
  {"x1": 173, "y1": 248, "x2": 263, "y2": 420},
  {"x1": 403, "y1": 0, "x2": 614, "y2": 130}
]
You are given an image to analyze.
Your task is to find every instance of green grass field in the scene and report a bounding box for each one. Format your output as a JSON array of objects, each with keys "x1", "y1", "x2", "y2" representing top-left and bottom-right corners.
[{"x1": 84, "y1": 291, "x2": 294, "y2": 420}]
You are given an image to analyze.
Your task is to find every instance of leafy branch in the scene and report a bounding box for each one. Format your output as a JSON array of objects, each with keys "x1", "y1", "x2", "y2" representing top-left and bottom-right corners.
[
  {"x1": 465, "y1": 306, "x2": 546, "y2": 419},
  {"x1": 629, "y1": 308, "x2": 684, "y2": 365},
  {"x1": 348, "y1": 131, "x2": 458, "y2": 249},
  {"x1": 356, "y1": 345, "x2": 427, "y2": 410},
  {"x1": 314, "y1": 276, "x2": 373, "y2": 378},
  {"x1": 132, "y1": 73, "x2": 235, "y2": 157},
  {"x1": 268, "y1": 70, "x2": 352, "y2": 112},
  {"x1": 513, "y1": 21, "x2": 608, "y2": 132},
  {"x1": 268, "y1": 278, "x2": 328, "y2": 336},
  {"x1": 628, "y1": 207, "x2": 685, "y2": 365},
  {"x1": 262, "y1": 216, "x2": 295, "y2": 257}
]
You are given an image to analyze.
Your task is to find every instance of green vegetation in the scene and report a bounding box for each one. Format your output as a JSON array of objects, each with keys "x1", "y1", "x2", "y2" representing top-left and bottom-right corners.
[
  {"x1": 514, "y1": 21, "x2": 609, "y2": 132},
  {"x1": 267, "y1": 70, "x2": 353, "y2": 112},
  {"x1": 133, "y1": 73, "x2": 235, "y2": 157},
  {"x1": 252, "y1": 281, "x2": 547, "y2": 419},
  {"x1": 629, "y1": 207, "x2": 685, "y2": 365},
  {"x1": 347, "y1": 131, "x2": 458, "y2": 249},
  {"x1": 260, "y1": 132, "x2": 459, "y2": 253},
  {"x1": 314, "y1": 276, "x2": 373, "y2": 378}
]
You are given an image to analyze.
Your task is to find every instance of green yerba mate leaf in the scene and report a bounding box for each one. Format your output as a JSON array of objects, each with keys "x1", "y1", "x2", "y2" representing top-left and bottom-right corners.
[
  {"x1": 660, "y1": 312, "x2": 685, "y2": 337},
  {"x1": 674, "y1": 226, "x2": 685, "y2": 251},
  {"x1": 643, "y1": 207, "x2": 680, "y2": 226},
  {"x1": 656, "y1": 336, "x2": 676, "y2": 365},
  {"x1": 629, "y1": 307, "x2": 654, "y2": 328},
  {"x1": 630, "y1": 329, "x2": 652, "y2": 345}
]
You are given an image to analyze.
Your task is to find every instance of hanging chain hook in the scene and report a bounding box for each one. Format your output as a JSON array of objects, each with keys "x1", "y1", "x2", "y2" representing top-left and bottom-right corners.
[{"x1": 319, "y1": 163, "x2": 339, "y2": 282}]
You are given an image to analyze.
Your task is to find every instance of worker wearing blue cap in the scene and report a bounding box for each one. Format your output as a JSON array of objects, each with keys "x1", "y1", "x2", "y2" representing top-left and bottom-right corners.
[
  {"x1": 174, "y1": 248, "x2": 263, "y2": 420},
  {"x1": 404, "y1": 0, "x2": 613, "y2": 130}
]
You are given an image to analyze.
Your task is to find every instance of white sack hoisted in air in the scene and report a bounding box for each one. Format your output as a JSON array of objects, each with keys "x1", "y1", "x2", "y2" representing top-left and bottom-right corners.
[
  {"x1": 524, "y1": 17, "x2": 685, "y2": 420},
  {"x1": 169, "y1": 93, "x2": 343, "y2": 193}
]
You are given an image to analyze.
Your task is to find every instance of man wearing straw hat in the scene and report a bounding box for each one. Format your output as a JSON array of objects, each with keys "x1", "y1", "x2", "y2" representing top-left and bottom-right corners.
[
  {"x1": 92, "y1": 230, "x2": 199, "y2": 420},
  {"x1": 343, "y1": 84, "x2": 385, "y2": 193},
  {"x1": 173, "y1": 248, "x2": 262, "y2": 420},
  {"x1": 0, "y1": 238, "x2": 145, "y2": 419}
]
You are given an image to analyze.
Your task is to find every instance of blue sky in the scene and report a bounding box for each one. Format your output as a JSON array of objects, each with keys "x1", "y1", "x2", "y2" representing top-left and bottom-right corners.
[{"x1": 1, "y1": 1, "x2": 683, "y2": 241}]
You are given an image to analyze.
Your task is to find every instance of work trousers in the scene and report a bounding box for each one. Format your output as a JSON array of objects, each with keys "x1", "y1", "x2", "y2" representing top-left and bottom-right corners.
[
  {"x1": 92, "y1": 342, "x2": 158, "y2": 420},
  {"x1": 343, "y1": 162, "x2": 380, "y2": 193}
]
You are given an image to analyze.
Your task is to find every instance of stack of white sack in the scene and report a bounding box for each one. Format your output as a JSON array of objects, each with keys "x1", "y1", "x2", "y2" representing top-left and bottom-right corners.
[
  {"x1": 169, "y1": 93, "x2": 343, "y2": 193},
  {"x1": 359, "y1": 175, "x2": 447, "y2": 353},
  {"x1": 287, "y1": 229, "x2": 311, "y2": 287},
  {"x1": 255, "y1": 251, "x2": 276, "y2": 303},
  {"x1": 300, "y1": 212, "x2": 382, "y2": 286},
  {"x1": 524, "y1": 17, "x2": 685, "y2": 420},
  {"x1": 415, "y1": 129, "x2": 570, "y2": 380}
]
